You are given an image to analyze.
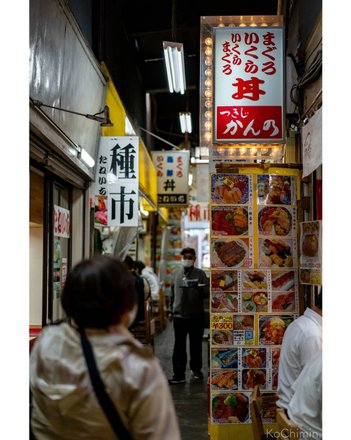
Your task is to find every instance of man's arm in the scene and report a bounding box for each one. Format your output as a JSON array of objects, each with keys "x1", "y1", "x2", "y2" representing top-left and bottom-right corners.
[
  {"x1": 168, "y1": 275, "x2": 175, "y2": 320},
  {"x1": 170, "y1": 283, "x2": 175, "y2": 310},
  {"x1": 300, "y1": 335, "x2": 322, "y2": 369},
  {"x1": 198, "y1": 270, "x2": 209, "y2": 297}
]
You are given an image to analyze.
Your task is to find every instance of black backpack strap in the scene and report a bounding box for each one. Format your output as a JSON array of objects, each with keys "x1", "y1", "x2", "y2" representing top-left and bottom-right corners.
[{"x1": 79, "y1": 328, "x2": 133, "y2": 440}]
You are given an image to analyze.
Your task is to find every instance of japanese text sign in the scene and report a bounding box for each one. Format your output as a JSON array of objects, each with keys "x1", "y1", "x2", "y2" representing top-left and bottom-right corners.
[
  {"x1": 94, "y1": 136, "x2": 139, "y2": 227},
  {"x1": 214, "y1": 27, "x2": 285, "y2": 143},
  {"x1": 151, "y1": 150, "x2": 190, "y2": 206},
  {"x1": 54, "y1": 205, "x2": 70, "y2": 238},
  {"x1": 302, "y1": 107, "x2": 322, "y2": 178},
  {"x1": 187, "y1": 202, "x2": 210, "y2": 222}
]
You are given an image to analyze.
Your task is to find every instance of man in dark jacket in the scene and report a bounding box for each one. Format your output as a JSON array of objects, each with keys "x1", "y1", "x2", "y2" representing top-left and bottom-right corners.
[{"x1": 168, "y1": 247, "x2": 209, "y2": 384}]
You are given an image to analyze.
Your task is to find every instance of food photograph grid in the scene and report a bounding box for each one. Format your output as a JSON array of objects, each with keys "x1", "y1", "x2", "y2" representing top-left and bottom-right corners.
[
  {"x1": 210, "y1": 346, "x2": 282, "y2": 391},
  {"x1": 211, "y1": 388, "x2": 279, "y2": 425},
  {"x1": 211, "y1": 269, "x2": 299, "y2": 314},
  {"x1": 211, "y1": 313, "x2": 297, "y2": 347},
  {"x1": 299, "y1": 220, "x2": 322, "y2": 286},
  {"x1": 209, "y1": 171, "x2": 299, "y2": 425}
]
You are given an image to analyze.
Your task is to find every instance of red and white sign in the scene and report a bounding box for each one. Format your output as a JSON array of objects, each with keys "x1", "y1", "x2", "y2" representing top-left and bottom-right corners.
[
  {"x1": 214, "y1": 27, "x2": 285, "y2": 143},
  {"x1": 187, "y1": 202, "x2": 210, "y2": 222},
  {"x1": 54, "y1": 205, "x2": 70, "y2": 238}
]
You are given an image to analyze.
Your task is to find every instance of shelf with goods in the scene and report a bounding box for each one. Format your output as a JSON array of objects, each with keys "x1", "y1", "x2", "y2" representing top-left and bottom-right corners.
[{"x1": 155, "y1": 208, "x2": 183, "y2": 304}]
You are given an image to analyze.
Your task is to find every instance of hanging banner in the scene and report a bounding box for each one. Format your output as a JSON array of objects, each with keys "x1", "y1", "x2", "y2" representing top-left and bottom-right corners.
[
  {"x1": 152, "y1": 150, "x2": 190, "y2": 206},
  {"x1": 214, "y1": 27, "x2": 285, "y2": 143},
  {"x1": 93, "y1": 136, "x2": 139, "y2": 227},
  {"x1": 302, "y1": 106, "x2": 322, "y2": 178}
]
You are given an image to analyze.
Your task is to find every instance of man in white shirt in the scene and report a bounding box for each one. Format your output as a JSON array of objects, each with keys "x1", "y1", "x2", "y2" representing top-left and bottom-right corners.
[
  {"x1": 287, "y1": 350, "x2": 322, "y2": 439},
  {"x1": 277, "y1": 290, "x2": 322, "y2": 410}
]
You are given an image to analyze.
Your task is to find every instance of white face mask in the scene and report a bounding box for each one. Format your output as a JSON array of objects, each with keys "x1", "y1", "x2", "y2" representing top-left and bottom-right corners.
[
  {"x1": 126, "y1": 304, "x2": 138, "y2": 328},
  {"x1": 182, "y1": 259, "x2": 194, "y2": 268}
]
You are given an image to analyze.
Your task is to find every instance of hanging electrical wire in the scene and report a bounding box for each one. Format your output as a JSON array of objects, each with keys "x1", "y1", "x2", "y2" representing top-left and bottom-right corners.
[{"x1": 289, "y1": 40, "x2": 322, "y2": 128}]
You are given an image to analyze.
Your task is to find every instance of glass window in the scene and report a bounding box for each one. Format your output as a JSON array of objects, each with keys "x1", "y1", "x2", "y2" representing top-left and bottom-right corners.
[{"x1": 51, "y1": 183, "x2": 71, "y2": 322}]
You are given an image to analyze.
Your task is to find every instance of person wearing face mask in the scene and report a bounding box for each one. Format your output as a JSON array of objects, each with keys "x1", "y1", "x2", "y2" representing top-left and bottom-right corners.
[
  {"x1": 30, "y1": 256, "x2": 181, "y2": 439},
  {"x1": 168, "y1": 247, "x2": 209, "y2": 384}
]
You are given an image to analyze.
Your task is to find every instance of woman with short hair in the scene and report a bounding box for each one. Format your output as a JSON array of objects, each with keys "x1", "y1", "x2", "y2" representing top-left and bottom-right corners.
[{"x1": 30, "y1": 256, "x2": 180, "y2": 439}]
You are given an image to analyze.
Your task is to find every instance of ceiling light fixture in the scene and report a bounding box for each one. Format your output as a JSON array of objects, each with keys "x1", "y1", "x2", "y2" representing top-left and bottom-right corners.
[
  {"x1": 163, "y1": 41, "x2": 186, "y2": 94},
  {"x1": 179, "y1": 112, "x2": 192, "y2": 133},
  {"x1": 78, "y1": 147, "x2": 95, "y2": 168}
]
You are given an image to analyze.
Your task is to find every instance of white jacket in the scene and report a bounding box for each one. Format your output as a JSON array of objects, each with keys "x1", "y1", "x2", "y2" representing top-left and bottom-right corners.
[
  {"x1": 30, "y1": 322, "x2": 180, "y2": 440},
  {"x1": 142, "y1": 267, "x2": 160, "y2": 300}
]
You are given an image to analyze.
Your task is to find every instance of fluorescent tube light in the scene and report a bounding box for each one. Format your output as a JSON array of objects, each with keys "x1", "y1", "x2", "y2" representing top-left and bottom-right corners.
[
  {"x1": 179, "y1": 112, "x2": 192, "y2": 133},
  {"x1": 125, "y1": 116, "x2": 136, "y2": 135},
  {"x1": 163, "y1": 41, "x2": 186, "y2": 94},
  {"x1": 79, "y1": 147, "x2": 95, "y2": 168}
]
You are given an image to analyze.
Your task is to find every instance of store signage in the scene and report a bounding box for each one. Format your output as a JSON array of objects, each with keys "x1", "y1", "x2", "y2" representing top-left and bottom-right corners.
[
  {"x1": 208, "y1": 169, "x2": 300, "y2": 426},
  {"x1": 187, "y1": 202, "x2": 210, "y2": 222},
  {"x1": 152, "y1": 150, "x2": 190, "y2": 206},
  {"x1": 94, "y1": 136, "x2": 139, "y2": 227},
  {"x1": 54, "y1": 205, "x2": 70, "y2": 238},
  {"x1": 299, "y1": 220, "x2": 322, "y2": 285},
  {"x1": 214, "y1": 27, "x2": 285, "y2": 143},
  {"x1": 302, "y1": 107, "x2": 322, "y2": 178}
]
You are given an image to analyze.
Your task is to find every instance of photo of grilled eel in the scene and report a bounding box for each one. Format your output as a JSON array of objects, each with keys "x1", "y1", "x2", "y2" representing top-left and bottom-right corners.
[{"x1": 215, "y1": 240, "x2": 246, "y2": 267}]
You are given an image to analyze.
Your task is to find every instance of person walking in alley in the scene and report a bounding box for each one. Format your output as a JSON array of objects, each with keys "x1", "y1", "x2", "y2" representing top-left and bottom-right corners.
[
  {"x1": 168, "y1": 247, "x2": 209, "y2": 384},
  {"x1": 30, "y1": 256, "x2": 181, "y2": 439},
  {"x1": 134, "y1": 260, "x2": 160, "y2": 301},
  {"x1": 124, "y1": 255, "x2": 148, "y2": 328}
]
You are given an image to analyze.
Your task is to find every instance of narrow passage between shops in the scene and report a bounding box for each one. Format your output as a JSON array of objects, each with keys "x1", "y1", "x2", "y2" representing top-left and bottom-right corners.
[{"x1": 155, "y1": 322, "x2": 209, "y2": 440}]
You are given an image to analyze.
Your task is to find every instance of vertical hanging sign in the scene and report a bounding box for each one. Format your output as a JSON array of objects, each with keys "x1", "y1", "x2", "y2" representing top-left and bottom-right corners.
[
  {"x1": 214, "y1": 27, "x2": 285, "y2": 143},
  {"x1": 152, "y1": 150, "x2": 190, "y2": 206},
  {"x1": 94, "y1": 136, "x2": 139, "y2": 227}
]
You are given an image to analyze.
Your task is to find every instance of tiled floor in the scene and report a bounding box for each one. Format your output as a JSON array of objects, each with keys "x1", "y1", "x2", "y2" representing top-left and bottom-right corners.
[{"x1": 154, "y1": 322, "x2": 210, "y2": 440}]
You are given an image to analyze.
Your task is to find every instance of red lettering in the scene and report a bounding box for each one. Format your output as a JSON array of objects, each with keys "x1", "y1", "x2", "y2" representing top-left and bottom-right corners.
[{"x1": 57, "y1": 212, "x2": 62, "y2": 233}]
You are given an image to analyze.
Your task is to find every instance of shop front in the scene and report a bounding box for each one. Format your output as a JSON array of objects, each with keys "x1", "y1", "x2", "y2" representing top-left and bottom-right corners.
[
  {"x1": 206, "y1": 162, "x2": 321, "y2": 440},
  {"x1": 198, "y1": 11, "x2": 322, "y2": 439},
  {"x1": 29, "y1": 0, "x2": 107, "y2": 332}
]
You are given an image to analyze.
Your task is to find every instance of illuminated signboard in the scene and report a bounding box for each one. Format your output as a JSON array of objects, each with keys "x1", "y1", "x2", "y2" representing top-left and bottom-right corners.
[{"x1": 214, "y1": 27, "x2": 285, "y2": 143}]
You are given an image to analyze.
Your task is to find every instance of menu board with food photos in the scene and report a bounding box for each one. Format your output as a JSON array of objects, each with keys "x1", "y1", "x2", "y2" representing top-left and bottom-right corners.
[
  {"x1": 209, "y1": 171, "x2": 300, "y2": 425},
  {"x1": 299, "y1": 220, "x2": 322, "y2": 285}
]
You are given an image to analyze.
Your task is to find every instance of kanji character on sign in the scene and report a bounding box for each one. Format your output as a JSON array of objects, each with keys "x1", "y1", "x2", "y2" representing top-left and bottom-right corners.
[
  {"x1": 232, "y1": 77, "x2": 266, "y2": 101},
  {"x1": 110, "y1": 142, "x2": 137, "y2": 179},
  {"x1": 110, "y1": 186, "x2": 136, "y2": 224},
  {"x1": 163, "y1": 179, "x2": 176, "y2": 191}
]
